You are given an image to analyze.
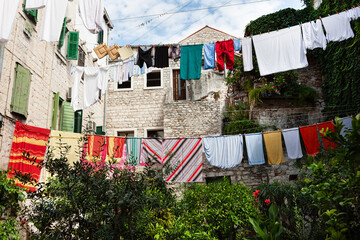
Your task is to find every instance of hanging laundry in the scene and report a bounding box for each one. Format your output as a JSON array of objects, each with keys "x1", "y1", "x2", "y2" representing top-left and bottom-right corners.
[
  {"x1": 122, "y1": 61, "x2": 129, "y2": 82},
  {"x1": 204, "y1": 42, "x2": 215, "y2": 70},
  {"x1": 137, "y1": 46, "x2": 153, "y2": 68},
  {"x1": 346, "y1": 8, "x2": 358, "y2": 20},
  {"x1": 242, "y1": 37, "x2": 254, "y2": 72},
  {"x1": 202, "y1": 135, "x2": 243, "y2": 169},
  {"x1": 168, "y1": 44, "x2": 181, "y2": 59},
  {"x1": 128, "y1": 58, "x2": 135, "y2": 78},
  {"x1": 180, "y1": 44, "x2": 203, "y2": 80},
  {"x1": 252, "y1": 25, "x2": 308, "y2": 76},
  {"x1": 83, "y1": 67, "x2": 101, "y2": 109},
  {"x1": 321, "y1": 12, "x2": 354, "y2": 43},
  {"x1": 141, "y1": 138, "x2": 163, "y2": 165},
  {"x1": 355, "y1": 7, "x2": 360, "y2": 19},
  {"x1": 107, "y1": 137, "x2": 125, "y2": 163},
  {"x1": 7, "y1": 121, "x2": 51, "y2": 192},
  {"x1": 94, "y1": 43, "x2": 108, "y2": 59},
  {"x1": 25, "y1": 0, "x2": 46, "y2": 10},
  {"x1": 98, "y1": 66, "x2": 109, "y2": 95},
  {"x1": 0, "y1": 0, "x2": 20, "y2": 44},
  {"x1": 154, "y1": 46, "x2": 169, "y2": 68},
  {"x1": 263, "y1": 131, "x2": 285, "y2": 165},
  {"x1": 317, "y1": 121, "x2": 336, "y2": 150},
  {"x1": 118, "y1": 46, "x2": 134, "y2": 60},
  {"x1": 78, "y1": 0, "x2": 104, "y2": 34},
  {"x1": 107, "y1": 44, "x2": 120, "y2": 60},
  {"x1": 40, "y1": 0, "x2": 68, "y2": 42},
  {"x1": 215, "y1": 39, "x2": 234, "y2": 72},
  {"x1": 86, "y1": 135, "x2": 107, "y2": 162},
  {"x1": 302, "y1": 20, "x2": 327, "y2": 50},
  {"x1": 71, "y1": 67, "x2": 84, "y2": 111},
  {"x1": 282, "y1": 128, "x2": 303, "y2": 159},
  {"x1": 244, "y1": 133, "x2": 265, "y2": 165},
  {"x1": 233, "y1": 38, "x2": 241, "y2": 51},
  {"x1": 299, "y1": 125, "x2": 320, "y2": 157},
  {"x1": 126, "y1": 138, "x2": 142, "y2": 165},
  {"x1": 163, "y1": 138, "x2": 203, "y2": 183},
  {"x1": 337, "y1": 116, "x2": 352, "y2": 136},
  {"x1": 109, "y1": 62, "x2": 123, "y2": 83}
]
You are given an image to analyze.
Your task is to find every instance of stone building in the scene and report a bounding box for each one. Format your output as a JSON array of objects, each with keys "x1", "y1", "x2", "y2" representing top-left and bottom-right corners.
[
  {"x1": 0, "y1": 0, "x2": 113, "y2": 170},
  {"x1": 106, "y1": 26, "x2": 235, "y2": 138}
]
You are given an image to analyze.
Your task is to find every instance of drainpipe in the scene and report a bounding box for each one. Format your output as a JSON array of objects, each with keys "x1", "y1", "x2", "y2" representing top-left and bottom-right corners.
[{"x1": 103, "y1": 28, "x2": 110, "y2": 134}]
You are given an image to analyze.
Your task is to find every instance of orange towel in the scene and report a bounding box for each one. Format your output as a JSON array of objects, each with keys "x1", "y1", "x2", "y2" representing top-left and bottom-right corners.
[
  {"x1": 263, "y1": 131, "x2": 285, "y2": 165},
  {"x1": 107, "y1": 137, "x2": 125, "y2": 163}
]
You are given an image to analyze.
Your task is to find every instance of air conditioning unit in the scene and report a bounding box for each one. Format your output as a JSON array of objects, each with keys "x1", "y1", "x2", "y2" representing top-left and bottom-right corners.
[
  {"x1": 66, "y1": 87, "x2": 72, "y2": 101},
  {"x1": 86, "y1": 121, "x2": 96, "y2": 132}
]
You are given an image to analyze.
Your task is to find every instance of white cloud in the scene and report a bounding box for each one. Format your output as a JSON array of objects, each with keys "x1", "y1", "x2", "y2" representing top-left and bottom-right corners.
[{"x1": 105, "y1": 0, "x2": 305, "y2": 45}]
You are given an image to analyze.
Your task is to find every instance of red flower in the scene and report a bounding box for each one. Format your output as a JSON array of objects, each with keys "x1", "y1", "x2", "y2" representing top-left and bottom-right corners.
[
  {"x1": 265, "y1": 199, "x2": 271, "y2": 206},
  {"x1": 253, "y1": 190, "x2": 260, "y2": 198},
  {"x1": 21, "y1": 219, "x2": 26, "y2": 225}
]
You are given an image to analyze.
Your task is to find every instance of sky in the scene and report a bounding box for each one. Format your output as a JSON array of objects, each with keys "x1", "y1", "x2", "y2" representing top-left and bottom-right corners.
[{"x1": 104, "y1": 0, "x2": 305, "y2": 46}]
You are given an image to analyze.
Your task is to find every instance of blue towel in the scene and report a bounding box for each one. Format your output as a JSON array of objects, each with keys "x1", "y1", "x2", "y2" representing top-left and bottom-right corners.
[
  {"x1": 245, "y1": 133, "x2": 265, "y2": 165},
  {"x1": 203, "y1": 135, "x2": 243, "y2": 169},
  {"x1": 233, "y1": 38, "x2": 241, "y2": 51},
  {"x1": 337, "y1": 116, "x2": 352, "y2": 136},
  {"x1": 204, "y1": 42, "x2": 215, "y2": 70}
]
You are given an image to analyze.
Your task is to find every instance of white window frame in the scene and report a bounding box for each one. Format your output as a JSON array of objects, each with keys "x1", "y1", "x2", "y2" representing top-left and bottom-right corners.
[
  {"x1": 115, "y1": 128, "x2": 138, "y2": 137},
  {"x1": 144, "y1": 68, "x2": 163, "y2": 90},
  {"x1": 115, "y1": 76, "x2": 134, "y2": 91},
  {"x1": 144, "y1": 127, "x2": 164, "y2": 138}
]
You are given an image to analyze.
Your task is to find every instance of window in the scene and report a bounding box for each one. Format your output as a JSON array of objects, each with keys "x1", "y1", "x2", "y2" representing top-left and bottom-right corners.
[
  {"x1": 117, "y1": 131, "x2": 134, "y2": 138},
  {"x1": 146, "y1": 71, "x2": 161, "y2": 88},
  {"x1": 173, "y1": 69, "x2": 186, "y2": 101},
  {"x1": 147, "y1": 129, "x2": 164, "y2": 138},
  {"x1": 58, "y1": 17, "x2": 67, "y2": 49},
  {"x1": 23, "y1": 0, "x2": 38, "y2": 24},
  {"x1": 74, "y1": 110, "x2": 83, "y2": 133},
  {"x1": 98, "y1": 30, "x2": 104, "y2": 44},
  {"x1": 67, "y1": 32, "x2": 79, "y2": 60},
  {"x1": 96, "y1": 126, "x2": 105, "y2": 135},
  {"x1": 117, "y1": 78, "x2": 132, "y2": 90},
  {"x1": 78, "y1": 47, "x2": 86, "y2": 67},
  {"x1": 10, "y1": 64, "x2": 31, "y2": 117}
]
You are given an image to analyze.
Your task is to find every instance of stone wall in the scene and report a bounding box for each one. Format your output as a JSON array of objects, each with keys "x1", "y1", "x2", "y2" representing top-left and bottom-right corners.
[{"x1": 164, "y1": 101, "x2": 222, "y2": 138}]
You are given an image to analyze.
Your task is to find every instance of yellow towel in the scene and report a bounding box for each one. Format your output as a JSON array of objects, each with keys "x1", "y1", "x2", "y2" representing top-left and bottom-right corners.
[{"x1": 263, "y1": 131, "x2": 285, "y2": 165}]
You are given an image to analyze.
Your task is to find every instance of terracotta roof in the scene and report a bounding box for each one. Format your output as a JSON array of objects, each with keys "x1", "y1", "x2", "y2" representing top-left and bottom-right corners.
[{"x1": 179, "y1": 25, "x2": 238, "y2": 43}]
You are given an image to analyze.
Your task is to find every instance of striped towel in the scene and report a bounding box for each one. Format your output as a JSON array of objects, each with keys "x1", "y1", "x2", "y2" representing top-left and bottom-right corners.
[
  {"x1": 126, "y1": 138, "x2": 142, "y2": 165},
  {"x1": 141, "y1": 138, "x2": 163, "y2": 165}
]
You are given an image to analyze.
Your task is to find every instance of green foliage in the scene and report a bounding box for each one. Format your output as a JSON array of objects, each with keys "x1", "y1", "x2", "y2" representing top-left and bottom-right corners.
[{"x1": 0, "y1": 170, "x2": 25, "y2": 240}]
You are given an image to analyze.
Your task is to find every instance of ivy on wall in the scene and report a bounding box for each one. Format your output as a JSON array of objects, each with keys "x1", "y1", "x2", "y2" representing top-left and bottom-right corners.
[{"x1": 244, "y1": 0, "x2": 360, "y2": 112}]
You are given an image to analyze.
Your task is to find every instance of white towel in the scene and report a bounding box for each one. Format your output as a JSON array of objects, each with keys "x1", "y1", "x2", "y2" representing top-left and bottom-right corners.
[
  {"x1": 242, "y1": 37, "x2": 253, "y2": 72},
  {"x1": 83, "y1": 68, "x2": 101, "y2": 109},
  {"x1": 25, "y1": 0, "x2": 46, "y2": 10},
  {"x1": 302, "y1": 20, "x2": 327, "y2": 50},
  {"x1": 71, "y1": 67, "x2": 84, "y2": 111},
  {"x1": 39, "y1": 0, "x2": 68, "y2": 42},
  {"x1": 0, "y1": 0, "x2": 20, "y2": 44},
  {"x1": 252, "y1": 25, "x2": 308, "y2": 76},
  {"x1": 321, "y1": 12, "x2": 354, "y2": 43},
  {"x1": 203, "y1": 135, "x2": 243, "y2": 169},
  {"x1": 78, "y1": 0, "x2": 104, "y2": 34},
  {"x1": 109, "y1": 63, "x2": 123, "y2": 83},
  {"x1": 282, "y1": 128, "x2": 303, "y2": 160},
  {"x1": 245, "y1": 133, "x2": 265, "y2": 165},
  {"x1": 98, "y1": 66, "x2": 109, "y2": 95}
]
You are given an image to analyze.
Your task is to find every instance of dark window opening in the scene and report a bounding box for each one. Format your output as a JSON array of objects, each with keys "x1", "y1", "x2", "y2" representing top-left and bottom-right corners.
[
  {"x1": 78, "y1": 47, "x2": 85, "y2": 67},
  {"x1": 205, "y1": 176, "x2": 231, "y2": 184},
  {"x1": 173, "y1": 69, "x2": 186, "y2": 101},
  {"x1": 147, "y1": 130, "x2": 164, "y2": 138},
  {"x1": 146, "y1": 71, "x2": 161, "y2": 87},
  {"x1": 289, "y1": 175, "x2": 298, "y2": 181},
  {"x1": 117, "y1": 79, "x2": 132, "y2": 89},
  {"x1": 117, "y1": 131, "x2": 134, "y2": 138}
]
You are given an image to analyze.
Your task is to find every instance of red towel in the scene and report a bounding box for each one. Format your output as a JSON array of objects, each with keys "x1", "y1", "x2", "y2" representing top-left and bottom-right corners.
[
  {"x1": 299, "y1": 125, "x2": 320, "y2": 157},
  {"x1": 7, "y1": 121, "x2": 51, "y2": 191},
  {"x1": 317, "y1": 121, "x2": 336, "y2": 150}
]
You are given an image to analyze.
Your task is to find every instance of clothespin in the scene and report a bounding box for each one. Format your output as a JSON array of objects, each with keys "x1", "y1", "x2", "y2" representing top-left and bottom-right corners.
[
  {"x1": 260, "y1": 32, "x2": 261, "y2": 36},
  {"x1": 277, "y1": 28, "x2": 279, "y2": 31},
  {"x1": 336, "y1": 11, "x2": 339, "y2": 14},
  {"x1": 268, "y1": 29, "x2": 270, "y2": 34},
  {"x1": 288, "y1": 25, "x2": 290, "y2": 29}
]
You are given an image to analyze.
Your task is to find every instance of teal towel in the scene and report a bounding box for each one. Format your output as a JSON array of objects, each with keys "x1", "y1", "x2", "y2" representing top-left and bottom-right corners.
[{"x1": 180, "y1": 44, "x2": 203, "y2": 80}]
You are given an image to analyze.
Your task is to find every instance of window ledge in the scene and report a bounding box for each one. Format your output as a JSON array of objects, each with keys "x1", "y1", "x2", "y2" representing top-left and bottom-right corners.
[
  {"x1": 144, "y1": 86, "x2": 163, "y2": 90},
  {"x1": 114, "y1": 88, "x2": 133, "y2": 92},
  {"x1": 55, "y1": 51, "x2": 67, "y2": 65}
]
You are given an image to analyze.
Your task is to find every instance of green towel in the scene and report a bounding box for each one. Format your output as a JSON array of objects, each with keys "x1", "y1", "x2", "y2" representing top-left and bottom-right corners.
[{"x1": 180, "y1": 44, "x2": 203, "y2": 80}]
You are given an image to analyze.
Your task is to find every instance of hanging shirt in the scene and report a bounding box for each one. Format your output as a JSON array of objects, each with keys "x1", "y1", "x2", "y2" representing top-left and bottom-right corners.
[
  {"x1": 204, "y1": 42, "x2": 215, "y2": 70},
  {"x1": 245, "y1": 133, "x2": 265, "y2": 165},
  {"x1": 0, "y1": 0, "x2": 20, "y2": 44},
  {"x1": 317, "y1": 121, "x2": 336, "y2": 150},
  {"x1": 137, "y1": 46, "x2": 153, "y2": 68},
  {"x1": 302, "y1": 20, "x2": 327, "y2": 50},
  {"x1": 128, "y1": 58, "x2": 135, "y2": 78},
  {"x1": 71, "y1": 67, "x2": 84, "y2": 111},
  {"x1": 122, "y1": 61, "x2": 129, "y2": 82},
  {"x1": 321, "y1": 12, "x2": 354, "y2": 43},
  {"x1": 83, "y1": 67, "x2": 101, "y2": 109},
  {"x1": 109, "y1": 62, "x2": 123, "y2": 83},
  {"x1": 203, "y1": 135, "x2": 243, "y2": 169},
  {"x1": 252, "y1": 25, "x2": 308, "y2": 76},
  {"x1": 40, "y1": 0, "x2": 68, "y2": 42},
  {"x1": 233, "y1": 38, "x2": 241, "y2": 51},
  {"x1": 263, "y1": 131, "x2": 285, "y2": 165},
  {"x1": 168, "y1": 45, "x2": 181, "y2": 59},
  {"x1": 282, "y1": 128, "x2": 303, "y2": 159},
  {"x1": 25, "y1": 0, "x2": 46, "y2": 10},
  {"x1": 154, "y1": 46, "x2": 169, "y2": 68},
  {"x1": 299, "y1": 125, "x2": 320, "y2": 157},
  {"x1": 180, "y1": 44, "x2": 203, "y2": 80},
  {"x1": 78, "y1": 0, "x2": 104, "y2": 34},
  {"x1": 242, "y1": 37, "x2": 253, "y2": 72}
]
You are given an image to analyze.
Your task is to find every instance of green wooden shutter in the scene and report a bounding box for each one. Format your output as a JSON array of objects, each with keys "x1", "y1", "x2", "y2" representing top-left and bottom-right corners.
[
  {"x1": 51, "y1": 92, "x2": 60, "y2": 130},
  {"x1": 24, "y1": 0, "x2": 38, "y2": 24},
  {"x1": 60, "y1": 102, "x2": 74, "y2": 132},
  {"x1": 10, "y1": 64, "x2": 31, "y2": 117},
  {"x1": 74, "y1": 110, "x2": 83, "y2": 133},
  {"x1": 67, "y1": 32, "x2": 79, "y2": 60},
  {"x1": 96, "y1": 126, "x2": 105, "y2": 136},
  {"x1": 58, "y1": 17, "x2": 67, "y2": 49},
  {"x1": 97, "y1": 30, "x2": 104, "y2": 44}
]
